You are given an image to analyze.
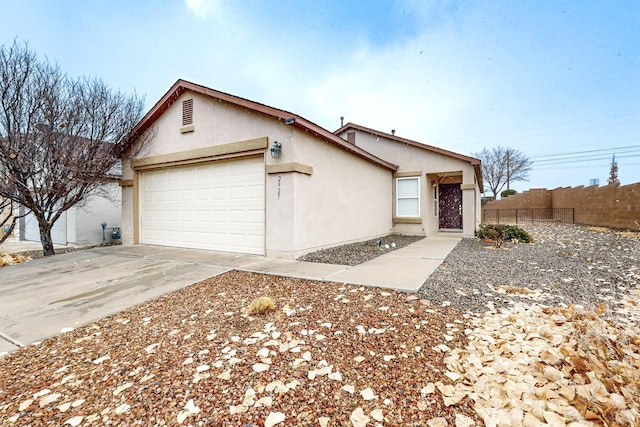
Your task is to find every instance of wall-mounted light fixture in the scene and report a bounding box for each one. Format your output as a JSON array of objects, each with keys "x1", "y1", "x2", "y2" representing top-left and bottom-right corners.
[
  {"x1": 270, "y1": 141, "x2": 282, "y2": 159},
  {"x1": 431, "y1": 180, "x2": 437, "y2": 188},
  {"x1": 285, "y1": 117, "x2": 295, "y2": 125}
]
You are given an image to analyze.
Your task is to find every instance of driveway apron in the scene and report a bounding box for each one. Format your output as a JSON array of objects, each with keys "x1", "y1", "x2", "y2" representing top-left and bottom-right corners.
[{"x1": 0, "y1": 246, "x2": 263, "y2": 351}]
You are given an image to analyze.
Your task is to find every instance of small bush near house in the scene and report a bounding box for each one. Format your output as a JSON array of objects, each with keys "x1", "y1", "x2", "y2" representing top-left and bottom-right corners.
[{"x1": 476, "y1": 224, "x2": 534, "y2": 246}]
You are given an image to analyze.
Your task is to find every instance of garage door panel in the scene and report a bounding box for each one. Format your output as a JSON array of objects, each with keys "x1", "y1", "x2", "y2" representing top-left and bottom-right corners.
[
  {"x1": 246, "y1": 209, "x2": 264, "y2": 223},
  {"x1": 140, "y1": 157, "x2": 265, "y2": 255},
  {"x1": 195, "y1": 210, "x2": 210, "y2": 223}
]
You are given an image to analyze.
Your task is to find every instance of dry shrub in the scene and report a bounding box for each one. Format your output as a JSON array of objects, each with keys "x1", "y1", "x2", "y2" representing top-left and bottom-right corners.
[
  {"x1": 246, "y1": 296, "x2": 276, "y2": 316},
  {"x1": 502, "y1": 285, "x2": 532, "y2": 295},
  {"x1": 617, "y1": 231, "x2": 640, "y2": 238},
  {"x1": 0, "y1": 252, "x2": 30, "y2": 267},
  {"x1": 588, "y1": 226, "x2": 612, "y2": 233}
]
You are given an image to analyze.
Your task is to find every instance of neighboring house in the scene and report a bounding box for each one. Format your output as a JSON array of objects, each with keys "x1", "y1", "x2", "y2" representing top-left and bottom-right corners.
[
  {"x1": 14, "y1": 183, "x2": 122, "y2": 246},
  {"x1": 335, "y1": 123, "x2": 483, "y2": 238},
  {"x1": 120, "y1": 79, "x2": 482, "y2": 258},
  {"x1": 1, "y1": 198, "x2": 12, "y2": 236}
]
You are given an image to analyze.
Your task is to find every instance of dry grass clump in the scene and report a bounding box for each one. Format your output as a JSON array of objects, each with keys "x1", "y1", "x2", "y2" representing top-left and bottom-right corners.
[
  {"x1": 617, "y1": 230, "x2": 639, "y2": 238},
  {"x1": 246, "y1": 296, "x2": 276, "y2": 315},
  {"x1": 0, "y1": 252, "x2": 30, "y2": 267},
  {"x1": 588, "y1": 225, "x2": 640, "y2": 238},
  {"x1": 588, "y1": 226, "x2": 612, "y2": 233},
  {"x1": 501, "y1": 285, "x2": 532, "y2": 295}
]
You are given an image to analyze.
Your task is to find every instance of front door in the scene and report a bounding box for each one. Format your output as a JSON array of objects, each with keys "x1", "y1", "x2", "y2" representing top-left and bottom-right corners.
[{"x1": 439, "y1": 184, "x2": 462, "y2": 230}]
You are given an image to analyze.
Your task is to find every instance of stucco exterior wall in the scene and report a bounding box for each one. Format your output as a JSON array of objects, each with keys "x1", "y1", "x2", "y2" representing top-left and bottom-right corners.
[
  {"x1": 121, "y1": 186, "x2": 134, "y2": 245},
  {"x1": 122, "y1": 91, "x2": 394, "y2": 257},
  {"x1": 338, "y1": 130, "x2": 479, "y2": 237},
  {"x1": 286, "y1": 131, "x2": 392, "y2": 257},
  {"x1": 122, "y1": 91, "x2": 296, "y2": 249},
  {"x1": 121, "y1": 92, "x2": 297, "y2": 181}
]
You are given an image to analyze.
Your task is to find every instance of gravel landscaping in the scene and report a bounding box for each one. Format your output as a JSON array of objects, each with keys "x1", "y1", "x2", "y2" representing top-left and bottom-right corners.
[
  {"x1": 1, "y1": 224, "x2": 638, "y2": 426},
  {"x1": 420, "y1": 224, "x2": 640, "y2": 314},
  {"x1": 297, "y1": 235, "x2": 424, "y2": 266},
  {"x1": 0, "y1": 271, "x2": 478, "y2": 426}
]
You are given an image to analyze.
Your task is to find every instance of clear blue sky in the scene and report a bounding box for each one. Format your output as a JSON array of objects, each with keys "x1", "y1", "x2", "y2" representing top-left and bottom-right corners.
[{"x1": 2, "y1": 0, "x2": 639, "y2": 192}]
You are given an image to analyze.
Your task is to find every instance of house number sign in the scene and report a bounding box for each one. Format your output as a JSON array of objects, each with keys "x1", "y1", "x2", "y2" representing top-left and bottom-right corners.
[{"x1": 277, "y1": 175, "x2": 281, "y2": 200}]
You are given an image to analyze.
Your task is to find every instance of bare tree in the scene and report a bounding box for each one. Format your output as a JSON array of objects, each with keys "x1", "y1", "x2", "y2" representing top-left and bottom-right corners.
[
  {"x1": 0, "y1": 198, "x2": 25, "y2": 245},
  {"x1": 473, "y1": 146, "x2": 533, "y2": 198},
  {"x1": 607, "y1": 154, "x2": 620, "y2": 185},
  {"x1": 0, "y1": 41, "x2": 146, "y2": 256}
]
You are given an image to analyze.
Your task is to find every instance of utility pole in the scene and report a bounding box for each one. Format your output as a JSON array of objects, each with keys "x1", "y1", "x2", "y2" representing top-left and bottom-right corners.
[{"x1": 506, "y1": 150, "x2": 510, "y2": 190}]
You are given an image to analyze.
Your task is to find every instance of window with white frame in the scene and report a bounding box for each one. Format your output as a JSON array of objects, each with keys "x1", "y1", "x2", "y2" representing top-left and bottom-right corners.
[
  {"x1": 433, "y1": 185, "x2": 438, "y2": 217},
  {"x1": 396, "y1": 177, "x2": 420, "y2": 217}
]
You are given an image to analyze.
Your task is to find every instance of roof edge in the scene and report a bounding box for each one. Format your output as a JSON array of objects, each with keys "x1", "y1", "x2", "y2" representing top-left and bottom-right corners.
[
  {"x1": 126, "y1": 80, "x2": 397, "y2": 172},
  {"x1": 335, "y1": 122, "x2": 483, "y2": 192}
]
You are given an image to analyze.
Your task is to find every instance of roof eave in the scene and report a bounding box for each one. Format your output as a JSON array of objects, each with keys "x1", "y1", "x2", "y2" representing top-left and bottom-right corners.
[
  {"x1": 337, "y1": 122, "x2": 483, "y2": 192},
  {"x1": 124, "y1": 80, "x2": 397, "y2": 172}
]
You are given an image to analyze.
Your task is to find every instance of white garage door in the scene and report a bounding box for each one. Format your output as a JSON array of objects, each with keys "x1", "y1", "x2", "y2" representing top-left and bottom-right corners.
[{"x1": 139, "y1": 157, "x2": 265, "y2": 255}]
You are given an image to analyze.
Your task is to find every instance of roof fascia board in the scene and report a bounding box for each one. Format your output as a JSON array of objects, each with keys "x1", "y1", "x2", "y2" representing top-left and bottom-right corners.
[{"x1": 336, "y1": 122, "x2": 480, "y2": 165}]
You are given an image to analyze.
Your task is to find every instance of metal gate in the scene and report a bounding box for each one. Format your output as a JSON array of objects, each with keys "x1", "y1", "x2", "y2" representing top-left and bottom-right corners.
[{"x1": 482, "y1": 208, "x2": 574, "y2": 225}]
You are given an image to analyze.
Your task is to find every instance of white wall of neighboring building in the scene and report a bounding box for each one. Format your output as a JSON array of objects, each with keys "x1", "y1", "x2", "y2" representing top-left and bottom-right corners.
[
  {"x1": 18, "y1": 182, "x2": 121, "y2": 246},
  {"x1": 70, "y1": 182, "x2": 121, "y2": 245}
]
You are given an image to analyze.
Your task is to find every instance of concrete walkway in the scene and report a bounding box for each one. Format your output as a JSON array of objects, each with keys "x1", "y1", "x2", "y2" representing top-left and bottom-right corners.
[
  {"x1": 242, "y1": 234, "x2": 461, "y2": 292},
  {"x1": 0, "y1": 234, "x2": 460, "y2": 354}
]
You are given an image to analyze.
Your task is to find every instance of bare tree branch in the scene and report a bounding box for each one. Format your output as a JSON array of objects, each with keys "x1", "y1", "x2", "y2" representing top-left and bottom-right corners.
[
  {"x1": 473, "y1": 146, "x2": 532, "y2": 198},
  {"x1": 0, "y1": 40, "x2": 147, "y2": 256}
]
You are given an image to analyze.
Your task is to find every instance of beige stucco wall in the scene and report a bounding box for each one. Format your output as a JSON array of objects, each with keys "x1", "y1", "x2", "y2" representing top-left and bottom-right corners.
[
  {"x1": 282, "y1": 130, "x2": 392, "y2": 257},
  {"x1": 338, "y1": 130, "x2": 480, "y2": 237},
  {"x1": 120, "y1": 185, "x2": 131, "y2": 245},
  {"x1": 122, "y1": 91, "x2": 393, "y2": 257}
]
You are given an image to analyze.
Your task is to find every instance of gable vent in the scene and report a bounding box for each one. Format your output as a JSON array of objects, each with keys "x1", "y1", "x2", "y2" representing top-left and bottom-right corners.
[
  {"x1": 182, "y1": 99, "x2": 193, "y2": 126},
  {"x1": 347, "y1": 131, "x2": 356, "y2": 145}
]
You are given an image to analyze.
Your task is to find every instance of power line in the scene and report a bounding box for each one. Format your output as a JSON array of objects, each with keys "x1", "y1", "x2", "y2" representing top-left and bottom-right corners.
[
  {"x1": 533, "y1": 153, "x2": 640, "y2": 167},
  {"x1": 535, "y1": 162, "x2": 640, "y2": 171},
  {"x1": 530, "y1": 144, "x2": 640, "y2": 159},
  {"x1": 533, "y1": 151, "x2": 640, "y2": 166}
]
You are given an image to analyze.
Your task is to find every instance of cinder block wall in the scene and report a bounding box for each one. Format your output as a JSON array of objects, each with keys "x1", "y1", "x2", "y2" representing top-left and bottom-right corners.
[{"x1": 483, "y1": 183, "x2": 640, "y2": 230}]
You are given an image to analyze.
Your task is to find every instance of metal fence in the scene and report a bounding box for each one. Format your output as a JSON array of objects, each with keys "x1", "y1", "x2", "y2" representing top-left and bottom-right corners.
[{"x1": 482, "y1": 208, "x2": 574, "y2": 225}]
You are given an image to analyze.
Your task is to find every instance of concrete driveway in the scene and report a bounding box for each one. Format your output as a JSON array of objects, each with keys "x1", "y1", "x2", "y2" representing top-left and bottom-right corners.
[
  {"x1": 0, "y1": 236, "x2": 460, "y2": 354},
  {"x1": 0, "y1": 245, "x2": 268, "y2": 353}
]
